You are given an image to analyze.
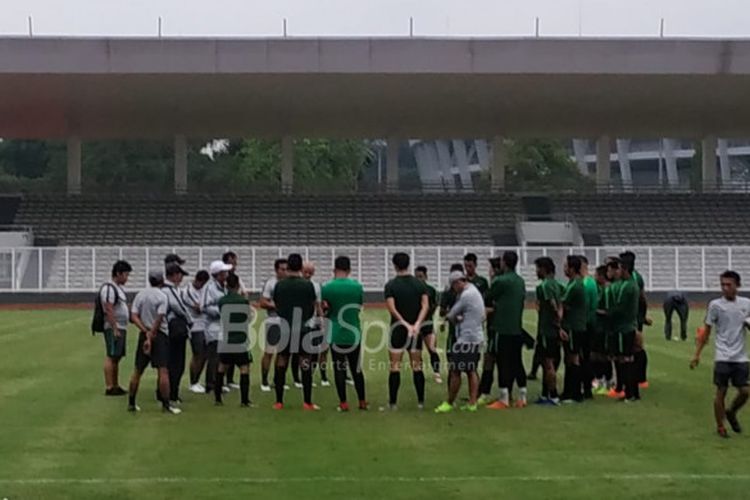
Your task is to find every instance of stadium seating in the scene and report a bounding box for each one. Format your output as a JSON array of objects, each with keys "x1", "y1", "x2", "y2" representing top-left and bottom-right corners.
[
  {"x1": 10, "y1": 193, "x2": 522, "y2": 246},
  {"x1": 550, "y1": 194, "x2": 750, "y2": 245}
]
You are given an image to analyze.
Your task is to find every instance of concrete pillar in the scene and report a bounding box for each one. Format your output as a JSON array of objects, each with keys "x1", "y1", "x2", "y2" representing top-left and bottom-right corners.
[
  {"x1": 702, "y1": 136, "x2": 718, "y2": 191},
  {"x1": 66, "y1": 137, "x2": 81, "y2": 195},
  {"x1": 386, "y1": 137, "x2": 400, "y2": 193},
  {"x1": 616, "y1": 139, "x2": 633, "y2": 192},
  {"x1": 718, "y1": 138, "x2": 731, "y2": 184},
  {"x1": 281, "y1": 136, "x2": 294, "y2": 194},
  {"x1": 490, "y1": 136, "x2": 506, "y2": 192},
  {"x1": 174, "y1": 134, "x2": 188, "y2": 195},
  {"x1": 595, "y1": 135, "x2": 611, "y2": 192}
]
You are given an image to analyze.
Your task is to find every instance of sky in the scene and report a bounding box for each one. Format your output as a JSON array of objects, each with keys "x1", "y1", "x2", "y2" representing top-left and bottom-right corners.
[{"x1": 0, "y1": 0, "x2": 748, "y2": 38}]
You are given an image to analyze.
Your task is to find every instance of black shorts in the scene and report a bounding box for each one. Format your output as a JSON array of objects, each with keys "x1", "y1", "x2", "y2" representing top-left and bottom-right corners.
[
  {"x1": 591, "y1": 329, "x2": 607, "y2": 355},
  {"x1": 103, "y1": 328, "x2": 127, "y2": 359},
  {"x1": 390, "y1": 325, "x2": 423, "y2": 351},
  {"x1": 190, "y1": 330, "x2": 206, "y2": 356},
  {"x1": 265, "y1": 320, "x2": 282, "y2": 349},
  {"x1": 448, "y1": 343, "x2": 481, "y2": 372},
  {"x1": 714, "y1": 362, "x2": 750, "y2": 389},
  {"x1": 135, "y1": 332, "x2": 169, "y2": 372},
  {"x1": 563, "y1": 330, "x2": 587, "y2": 355},
  {"x1": 277, "y1": 329, "x2": 326, "y2": 356},
  {"x1": 219, "y1": 351, "x2": 252, "y2": 367},
  {"x1": 608, "y1": 331, "x2": 636, "y2": 357},
  {"x1": 486, "y1": 330, "x2": 498, "y2": 354},
  {"x1": 539, "y1": 334, "x2": 561, "y2": 359}
]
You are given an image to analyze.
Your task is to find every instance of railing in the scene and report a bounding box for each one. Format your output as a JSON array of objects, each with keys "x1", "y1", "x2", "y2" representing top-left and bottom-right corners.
[{"x1": 0, "y1": 245, "x2": 747, "y2": 294}]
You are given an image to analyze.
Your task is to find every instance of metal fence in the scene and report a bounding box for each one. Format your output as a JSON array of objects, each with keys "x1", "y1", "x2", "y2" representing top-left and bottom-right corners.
[{"x1": 1, "y1": 245, "x2": 748, "y2": 293}]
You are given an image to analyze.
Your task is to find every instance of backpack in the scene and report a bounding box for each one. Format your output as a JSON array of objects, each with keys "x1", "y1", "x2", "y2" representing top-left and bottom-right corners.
[{"x1": 92, "y1": 283, "x2": 119, "y2": 335}]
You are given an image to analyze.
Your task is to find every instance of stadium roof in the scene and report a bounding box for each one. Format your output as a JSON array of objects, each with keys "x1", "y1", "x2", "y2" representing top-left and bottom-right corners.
[{"x1": 2, "y1": 36, "x2": 750, "y2": 139}]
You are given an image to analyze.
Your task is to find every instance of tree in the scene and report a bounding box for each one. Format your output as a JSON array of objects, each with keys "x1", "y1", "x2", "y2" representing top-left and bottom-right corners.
[{"x1": 505, "y1": 138, "x2": 593, "y2": 192}]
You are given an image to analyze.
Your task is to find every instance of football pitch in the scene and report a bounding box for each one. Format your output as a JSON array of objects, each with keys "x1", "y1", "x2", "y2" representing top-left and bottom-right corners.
[{"x1": 1, "y1": 306, "x2": 749, "y2": 500}]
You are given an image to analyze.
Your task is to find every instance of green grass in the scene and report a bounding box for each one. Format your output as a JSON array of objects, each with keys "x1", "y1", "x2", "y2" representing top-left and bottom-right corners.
[{"x1": 0, "y1": 307, "x2": 749, "y2": 499}]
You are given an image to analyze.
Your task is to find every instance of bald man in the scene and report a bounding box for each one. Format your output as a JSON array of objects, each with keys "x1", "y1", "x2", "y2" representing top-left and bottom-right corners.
[{"x1": 302, "y1": 262, "x2": 330, "y2": 387}]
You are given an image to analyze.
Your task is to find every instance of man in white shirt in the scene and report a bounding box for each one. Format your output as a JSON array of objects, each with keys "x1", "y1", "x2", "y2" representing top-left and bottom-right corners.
[
  {"x1": 435, "y1": 271, "x2": 485, "y2": 414},
  {"x1": 100, "y1": 260, "x2": 132, "y2": 396},
  {"x1": 691, "y1": 270, "x2": 750, "y2": 438},
  {"x1": 184, "y1": 270, "x2": 210, "y2": 394},
  {"x1": 203, "y1": 260, "x2": 233, "y2": 394}
]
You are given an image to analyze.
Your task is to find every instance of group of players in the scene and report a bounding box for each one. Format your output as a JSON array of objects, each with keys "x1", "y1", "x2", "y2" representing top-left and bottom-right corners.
[{"x1": 95, "y1": 247, "x2": 660, "y2": 415}]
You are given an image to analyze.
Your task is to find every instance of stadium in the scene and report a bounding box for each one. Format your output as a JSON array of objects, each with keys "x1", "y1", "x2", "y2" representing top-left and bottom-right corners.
[{"x1": 3, "y1": 11, "x2": 750, "y2": 500}]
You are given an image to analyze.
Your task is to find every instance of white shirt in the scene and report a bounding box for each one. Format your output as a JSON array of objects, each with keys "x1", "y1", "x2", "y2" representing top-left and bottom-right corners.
[
  {"x1": 447, "y1": 284, "x2": 486, "y2": 345},
  {"x1": 99, "y1": 280, "x2": 129, "y2": 331},
  {"x1": 182, "y1": 283, "x2": 207, "y2": 332},
  {"x1": 706, "y1": 296, "x2": 750, "y2": 363}
]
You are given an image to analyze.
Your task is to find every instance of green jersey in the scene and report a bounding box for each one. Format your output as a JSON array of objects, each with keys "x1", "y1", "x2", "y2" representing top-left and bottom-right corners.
[
  {"x1": 610, "y1": 278, "x2": 639, "y2": 333},
  {"x1": 487, "y1": 271, "x2": 526, "y2": 336},
  {"x1": 422, "y1": 282, "x2": 438, "y2": 335},
  {"x1": 562, "y1": 277, "x2": 587, "y2": 333},
  {"x1": 384, "y1": 275, "x2": 427, "y2": 326},
  {"x1": 273, "y1": 276, "x2": 317, "y2": 333},
  {"x1": 321, "y1": 277, "x2": 364, "y2": 346},
  {"x1": 632, "y1": 269, "x2": 648, "y2": 325},
  {"x1": 536, "y1": 278, "x2": 561, "y2": 339},
  {"x1": 468, "y1": 274, "x2": 489, "y2": 297},
  {"x1": 440, "y1": 285, "x2": 458, "y2": 348},
  {"x1": 218, "y1": 291, "x2": 250, "y2": 345},
  {"x1": 583, "y1": 275, "x2": 599, "y2": 327}
]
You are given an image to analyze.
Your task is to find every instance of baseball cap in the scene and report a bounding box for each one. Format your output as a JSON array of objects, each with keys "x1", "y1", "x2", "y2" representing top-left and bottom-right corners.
[
  {"x1": 164, "y1": 253, "x2": 186, "y2": 265},
  {"x1": 209, "y1": 260, "x2": 233, "y2": 276},
  {"x1": 165, "y1": 262, "x2": 189, "y2": 277},
  {"x1": 148, "y1": 270, "x2": 164, "y2": 283},
  {"x1": 449, "y1": 270, "x2": 466, "y2": 284}
]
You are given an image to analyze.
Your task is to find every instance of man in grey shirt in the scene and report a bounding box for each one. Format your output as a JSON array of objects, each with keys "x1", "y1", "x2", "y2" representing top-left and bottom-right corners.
[
  {"x1": 127, "y1": 271, "x2": 180, "y2": 415},
  {"x1": 99, "y1": 260, "x2": 132, "y2": 396},
  {"x1": 691, "y1": 270, "x2": 750, "y2": 438},
  {"x1": 435, "y1": 271, "x2": 485, "y2": 414}
]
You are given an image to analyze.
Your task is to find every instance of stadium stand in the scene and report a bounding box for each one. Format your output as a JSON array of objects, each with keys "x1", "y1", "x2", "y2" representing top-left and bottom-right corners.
[
  {"x1": 550, "y1": 193, "x2": 750, "y2": 245},
  {"x1": 9, "y1": 193, "x2": 522, "y2": 246}
]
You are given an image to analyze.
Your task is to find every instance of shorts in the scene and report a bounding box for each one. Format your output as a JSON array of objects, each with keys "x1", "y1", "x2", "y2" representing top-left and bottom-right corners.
[
  {"x1": 563, "y1": 330, "x2": 587, "y2": 356},
  {"x1": 190, "y1": 330, "x2": 206, "y2": 356},
  {"x1": 486, "y1": 330, "x2": 498, "y2": 355},
  {"x1": 277, "y1": 329, "x2": 326, "y2": 356},
  {"x1": 219, "y1": 351, "x2": 252, "y2": 367},
  {"x1": 135, "y1": 332, "x2": 169, "y2": 372},
  {"x1": 265, "y1": 321, "x2": 282, "y2": 349},
  {"x1": 103, "y1": 328, "x2": 127, "y2": 359},
  {"x1": 390, "y1": 325, "x2": 423, "y2": 351},
  {"x1": 714, "y1": 362, "x2": 750, "y2": 389},
  {"x1": 539, "y1": 334, "x2": 561, "y2": 359},
  {"x1": 608, "y1": 331, "x2": 636, "y2": 357},
  {"x1": 448, "y1": 343, "x2": 481, "y2": 372},
  {"x1": 591, "y1": 329, "x2": 607, "y2": 355}
]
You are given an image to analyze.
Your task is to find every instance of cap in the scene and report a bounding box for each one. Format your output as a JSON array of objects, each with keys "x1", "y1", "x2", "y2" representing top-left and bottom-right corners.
[
  {"x1": 164, "y1": 253, "x2": 186, "y2": 265},
  {"x1": 148, "y1": 270, "x2": 164, "y2": 283},
  {"x1": 165, "y1": 262, "x2": 189, "y2": 277},
  {"x1": 449, "y1": 270, "x2": 466, "y2": 284},
  {"x1": 209, "y1": 260, "x2": 233, "y2": 276}
]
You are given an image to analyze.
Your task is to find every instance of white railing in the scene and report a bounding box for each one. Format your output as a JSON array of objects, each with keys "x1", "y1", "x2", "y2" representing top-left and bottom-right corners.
[{"x1": 0, "y1": 245, "x2": 747, "y2": 293}]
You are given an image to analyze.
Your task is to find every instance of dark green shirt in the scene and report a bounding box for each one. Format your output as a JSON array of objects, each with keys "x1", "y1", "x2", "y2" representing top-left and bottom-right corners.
[
  {"x1": 321, "y1": 277, "x2": 363, "y2": 346},
  {"x1": 583, "y1": 275, "x2": 599, "y2": 327},
  {"x1": 536, "y1": 278, "x2": 561, "y2": 339},
  {"x1": 562, "y1": 277, "x2": 587, "y2": 333},
  {"x1": 273, "y1": 276, "x2": 317, "y2": 334},
  {"x1": 611, "y1": 278, "x2": 639, "y2": 333},
  {"x1": 440, "y1": 285, "x2": 458, "y2": 347},
  {"x1": 632, "y1": 269, "x2": 648, "y2": 325},
  {"x1": 218, "y1": 291, "x2": 250, "y2": 345},
  {"x1": 468, "y1": 274, "x2": 489, "y2": 297},
  {"x1": 421, "y1": 282, "x2": 438, "y2": 335},
  {"x1": 384, "y1": 275, "x2": 427, "y2": 325},
  {"x1": 487, "y1": 271, "x2": 526, "y2": 336}
]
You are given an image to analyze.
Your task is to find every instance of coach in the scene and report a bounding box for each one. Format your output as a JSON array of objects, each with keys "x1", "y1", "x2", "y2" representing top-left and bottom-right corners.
[{"x1": 163, "y1": 262, "x2": 193, "y2": 403}]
